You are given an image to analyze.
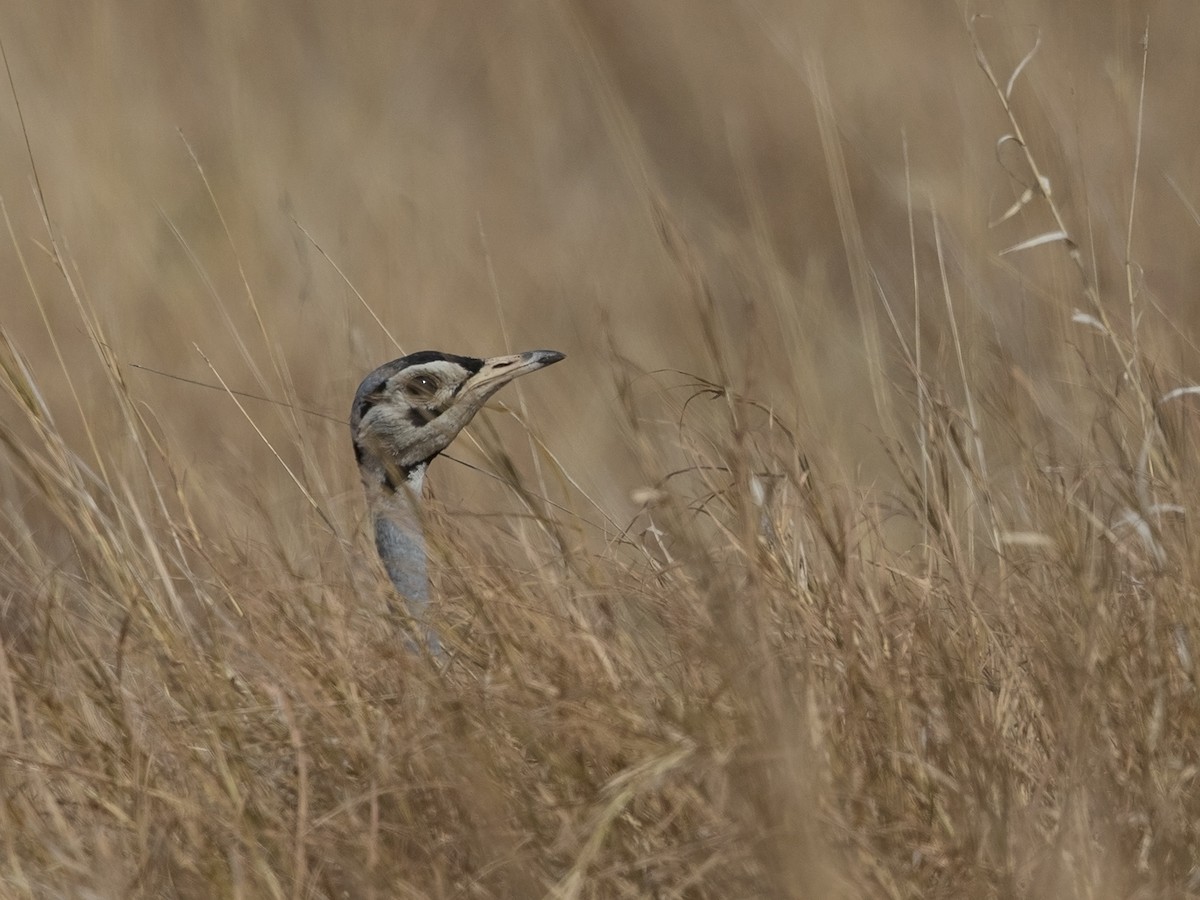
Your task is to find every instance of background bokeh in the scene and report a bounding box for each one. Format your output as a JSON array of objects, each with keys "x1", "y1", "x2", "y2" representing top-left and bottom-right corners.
[{"x1": 4, "y1": 0, "x2": 1197, "y2": 524}]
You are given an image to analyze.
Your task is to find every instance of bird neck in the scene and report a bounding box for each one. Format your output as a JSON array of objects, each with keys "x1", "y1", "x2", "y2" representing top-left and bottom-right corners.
[
  {"x1": 361, "y1": 460, "x2": 429, "y2": 594},
  {"x1": 374, "y1": 505, "x2": 429, "y2": 608},
  {"x1": 358, "y1": 450, "x2": 443, "y2": 654}
]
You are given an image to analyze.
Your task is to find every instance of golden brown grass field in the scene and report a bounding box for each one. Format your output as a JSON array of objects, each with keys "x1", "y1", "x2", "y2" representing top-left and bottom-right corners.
[{"x1": 2, "y1": 1, "x2": 1200, "y2": 896}]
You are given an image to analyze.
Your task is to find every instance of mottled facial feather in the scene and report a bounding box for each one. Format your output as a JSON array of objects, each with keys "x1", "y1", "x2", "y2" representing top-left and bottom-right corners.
[
  {"x1": 349, "y1": 351, "x2": 484, "y2": 429},
  {"x1": 351, "y1": 349, "x2": 562, "y2": 480},
  {"x1": 350, "y1": 357, "x2": 489, "y2": 475}
]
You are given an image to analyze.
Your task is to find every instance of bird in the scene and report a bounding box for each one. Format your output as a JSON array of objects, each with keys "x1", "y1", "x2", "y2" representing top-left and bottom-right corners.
[{"x1": 350, "y1": 348, "x2": 565, "y2": 652}]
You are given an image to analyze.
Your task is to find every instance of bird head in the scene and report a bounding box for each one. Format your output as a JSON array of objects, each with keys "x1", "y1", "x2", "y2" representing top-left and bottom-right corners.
[{"x1": 351, "y1": 349, "x2": 565, "y2": 485}]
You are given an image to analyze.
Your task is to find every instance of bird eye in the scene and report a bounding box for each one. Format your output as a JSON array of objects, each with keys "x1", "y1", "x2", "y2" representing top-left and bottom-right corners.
[{"x1": 407, "y1": 374, "x2": 440, "y2": 397}]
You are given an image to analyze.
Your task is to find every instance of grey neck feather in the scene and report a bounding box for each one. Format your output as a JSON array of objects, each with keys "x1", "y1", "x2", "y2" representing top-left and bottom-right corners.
[{"x1": 361, "y1": 460, "x2": 442, "y2": 654}]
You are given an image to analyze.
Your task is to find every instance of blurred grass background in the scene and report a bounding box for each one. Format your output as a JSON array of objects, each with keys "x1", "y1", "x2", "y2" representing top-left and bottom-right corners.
[
  {"x1": 2, "y1": 0, "x2": 1200, "y2": 494},
  {"x1": 3, "y1": 0, "x2": 1200, "y2": 896},
  {"x1": 6, "y1": 0, "x2": 1196, "y2": 508}
]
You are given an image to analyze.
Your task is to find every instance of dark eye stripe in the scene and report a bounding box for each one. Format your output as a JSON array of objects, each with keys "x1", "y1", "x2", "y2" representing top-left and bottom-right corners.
[{"x1": 399, "y1": 351, "x2": 484, "y2": 374}]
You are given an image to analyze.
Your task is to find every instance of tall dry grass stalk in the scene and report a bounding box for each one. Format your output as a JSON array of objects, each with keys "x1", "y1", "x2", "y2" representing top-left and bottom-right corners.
[{"x1": 2, "y1": 3, "x2": 1200, "y2": 897}]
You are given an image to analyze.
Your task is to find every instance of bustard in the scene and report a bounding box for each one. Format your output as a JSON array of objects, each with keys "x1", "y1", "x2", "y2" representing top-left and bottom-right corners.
[{"x1": 350, "y1": 348, "x2": 564, "y2": 651}]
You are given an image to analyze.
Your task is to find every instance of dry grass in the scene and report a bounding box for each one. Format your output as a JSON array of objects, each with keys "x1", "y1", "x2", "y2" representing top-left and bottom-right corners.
[{"x1": 2, "y1": 1, "x2": 1200, "y2": 897}]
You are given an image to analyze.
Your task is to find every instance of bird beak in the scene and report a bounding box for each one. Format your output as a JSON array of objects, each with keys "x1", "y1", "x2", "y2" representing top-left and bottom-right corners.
[
  {"x1": 416, "y1": 349, "x2": 564, "y2": 451},
  {"x1": 464, "y1": 349, "x2": 565, "y2": 397}
]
